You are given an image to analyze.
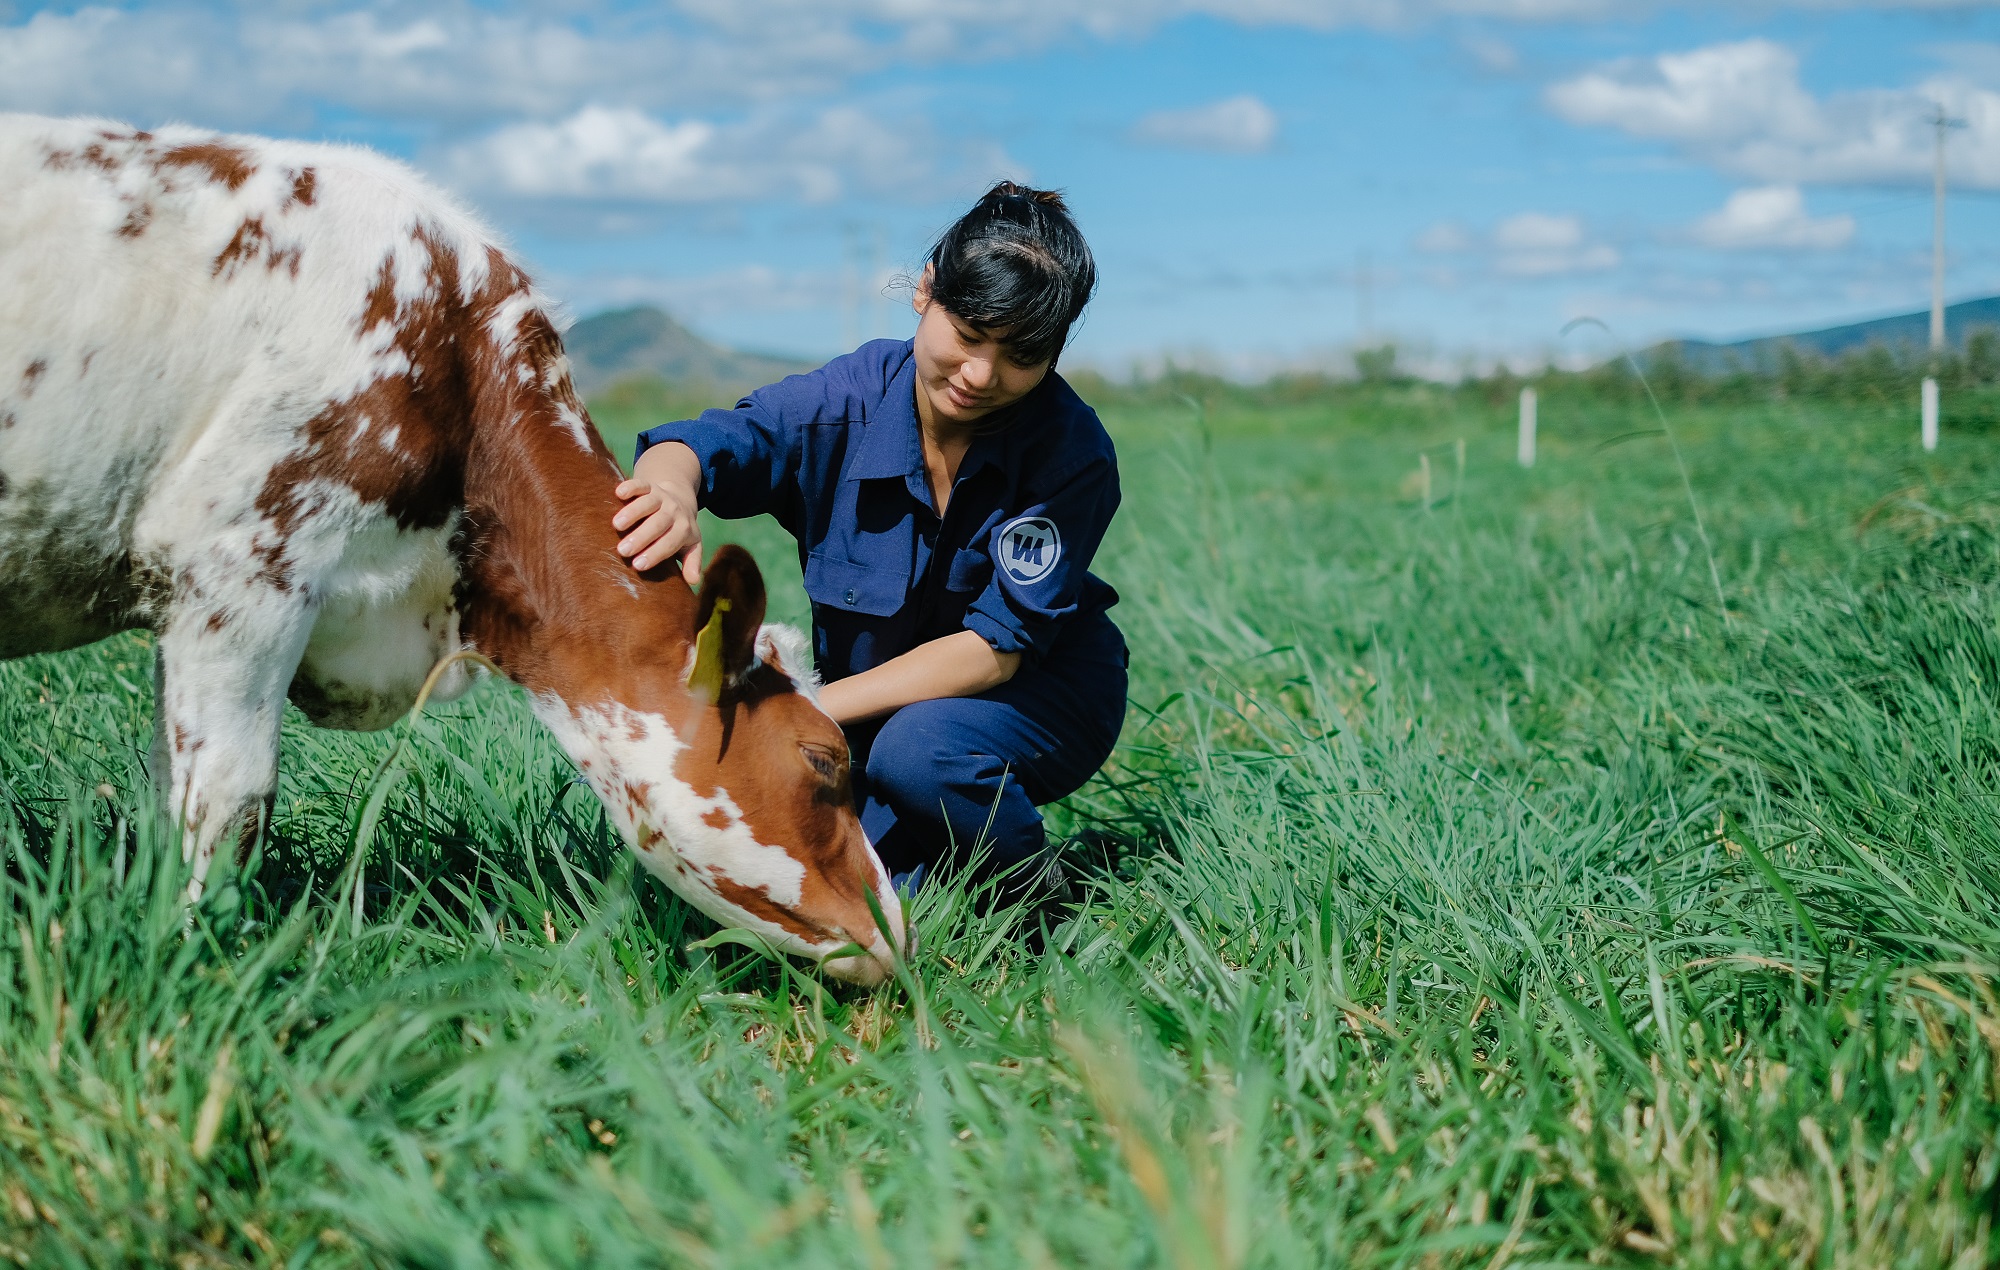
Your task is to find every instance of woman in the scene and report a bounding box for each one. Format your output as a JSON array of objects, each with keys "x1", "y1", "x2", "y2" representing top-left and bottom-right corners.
[{"x1": 610, "y1": 183, "x2": 1125, "y2": 902}]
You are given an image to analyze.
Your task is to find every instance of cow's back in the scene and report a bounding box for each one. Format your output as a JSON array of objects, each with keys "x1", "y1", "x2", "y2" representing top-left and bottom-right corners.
[{"x1": 0, "y1": 114, "x2": 513, "y2": 657}]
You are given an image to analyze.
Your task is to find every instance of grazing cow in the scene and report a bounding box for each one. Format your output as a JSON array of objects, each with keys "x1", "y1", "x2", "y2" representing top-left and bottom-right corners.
[{"x1": 0, "y1": 114, "x2": 904, "y2": 983}]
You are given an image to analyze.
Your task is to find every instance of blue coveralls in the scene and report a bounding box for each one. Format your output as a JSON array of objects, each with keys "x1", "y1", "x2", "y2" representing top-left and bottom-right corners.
[{"x1": 636, "y1": 338, "x2": 1128, "y2": 888}]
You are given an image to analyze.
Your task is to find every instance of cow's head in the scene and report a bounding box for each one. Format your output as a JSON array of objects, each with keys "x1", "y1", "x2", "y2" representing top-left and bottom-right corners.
[{"x1": 555, "y1": 545, "x2": 904, "y2": 985}]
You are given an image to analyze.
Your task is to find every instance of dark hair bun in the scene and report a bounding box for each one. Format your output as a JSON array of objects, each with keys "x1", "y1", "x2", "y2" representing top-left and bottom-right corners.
[{"x1": 924, "y1": 181, "x2": 1095, "y2": 365}]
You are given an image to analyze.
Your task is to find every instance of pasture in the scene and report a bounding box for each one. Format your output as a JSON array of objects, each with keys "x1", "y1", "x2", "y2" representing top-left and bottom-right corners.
[{"x1": 1, "y1": 379, "x2": 1997, "y2": 1267}]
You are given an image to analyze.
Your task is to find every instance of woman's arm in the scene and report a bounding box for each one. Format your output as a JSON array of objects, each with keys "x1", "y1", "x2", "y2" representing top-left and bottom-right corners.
[
  {"x1": 818, "y1": 630, "x2": 1021, "y2": 726},
  {"x1": 617, "y1": 365, "x2": 836, "y2": 581},
  {"x1": 612, "y1": 441, "x2": 705, "y2": 583}
]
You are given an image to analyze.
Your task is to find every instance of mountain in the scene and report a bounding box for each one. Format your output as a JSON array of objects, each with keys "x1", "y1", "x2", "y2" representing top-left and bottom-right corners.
[
  {"x1": 1659, "y1": 296, "x2": 2000, "y2": 373},
  {"x1": 562, "y1": 306, "x2": 815, "y2": 395}
]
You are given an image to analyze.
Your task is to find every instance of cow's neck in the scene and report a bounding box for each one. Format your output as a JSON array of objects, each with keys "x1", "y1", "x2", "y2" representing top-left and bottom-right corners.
[{"x1": 455, "y1": 385, "x2": 696, "y2": 720}]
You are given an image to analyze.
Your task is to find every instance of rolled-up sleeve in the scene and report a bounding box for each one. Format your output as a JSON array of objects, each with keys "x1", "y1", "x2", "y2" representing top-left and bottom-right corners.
[
  {"x1": 963, "y1": 454, "x2": 1120, "y2": 660},
  {"x1": 634, "y1": 371, "x2": 831, "y2": 520}
]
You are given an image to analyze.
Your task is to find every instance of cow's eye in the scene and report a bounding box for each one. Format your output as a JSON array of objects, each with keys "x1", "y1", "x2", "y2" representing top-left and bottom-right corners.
[{"x1": 800, "y1": 744, "x2": 843, "y2": 785}]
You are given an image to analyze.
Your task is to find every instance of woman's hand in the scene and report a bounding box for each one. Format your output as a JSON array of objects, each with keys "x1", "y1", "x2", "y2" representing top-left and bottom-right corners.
[{"x1": 612, "y1": 441, "x2": 705, "y2": 584}]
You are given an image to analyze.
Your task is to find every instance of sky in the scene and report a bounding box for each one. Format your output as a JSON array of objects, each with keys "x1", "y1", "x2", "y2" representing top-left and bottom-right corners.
[{"x1": 4, "y1": 1, "x2": 1999, "y2": 372}]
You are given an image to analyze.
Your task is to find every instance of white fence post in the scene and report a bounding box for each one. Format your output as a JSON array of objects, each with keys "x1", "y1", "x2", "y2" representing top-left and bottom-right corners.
[
  {"x1": 1518, "y1": 387, "x2": 1537, "y2": 468},
  {"x1": 1921, "y1": 377, "x2": 1939, "y2": 452}
]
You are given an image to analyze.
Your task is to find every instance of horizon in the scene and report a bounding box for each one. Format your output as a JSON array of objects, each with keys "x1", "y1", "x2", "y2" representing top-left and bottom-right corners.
[
  {"x1": 574, "y1": 289, "x2": 2000, "y2": 382},
  {"x1": 6, "y1": 2, "x2": 1998, "y2": 367}
]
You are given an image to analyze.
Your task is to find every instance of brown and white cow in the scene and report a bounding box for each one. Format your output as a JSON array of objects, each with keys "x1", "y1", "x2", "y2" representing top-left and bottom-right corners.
[{"x1": 0, "y1": 114, "x2": 904, "y2": 983}]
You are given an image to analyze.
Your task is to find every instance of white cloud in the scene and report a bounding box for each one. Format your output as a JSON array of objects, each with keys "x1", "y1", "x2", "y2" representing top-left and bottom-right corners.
[
  {"x1": 5, "y1": 6, "x2": 1990, "y2": 153},
  {"x1": 1547, "y1": 40, "x2": 1816, "y2": 145},
  {"x1": 1460, "y1": 34, "x2": 1521, "y2": 73},
  {"x1": 1415, "y1": 221, "x2": 1474, "y2": 252},
  {"x1": 0, "y1": 7, "x2": 255, "y2": 121},
  {"x1": 452, "y1": 108, "x2": 725, "y2": 202},
  {"x1": 1548, "y1": 38, "x2": 2000, "y2": 187},
  {"x1": 1411, "y1": 211, "x2": 1618, "y2": 275},
  {"x1": 446, "y1": 104, "x2": 1021, "y2": 205},
  {"x1": 1688, "y1": 185, "x2": 1855, "y2": 249},
  {"x1": 1493, "y1": 210, "x2": 1584, "y2": 251},
  {"x1": 1491, "y1": 211, "x2": 1618, "y2": 274},
  {"x1": 0, "y1": 3, "x2": 1861, "y2": 138},
  {"x1": 0, "y1": 5, "x2": 878, "y2": 126},
  {"x1": 1130, "y1": 95, "x2": 1278, "y2": 153}
]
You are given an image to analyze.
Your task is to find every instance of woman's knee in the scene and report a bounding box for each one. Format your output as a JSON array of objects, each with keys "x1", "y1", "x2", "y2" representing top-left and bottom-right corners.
[{"x1": 864, "y1": 700, "x2": 992, "y2": 810}]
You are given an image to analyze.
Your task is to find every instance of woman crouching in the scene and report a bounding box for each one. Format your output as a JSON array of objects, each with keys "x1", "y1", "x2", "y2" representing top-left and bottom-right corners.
[{"x1": 610, "y1": 183, "x2": 1125, "y2": 911}]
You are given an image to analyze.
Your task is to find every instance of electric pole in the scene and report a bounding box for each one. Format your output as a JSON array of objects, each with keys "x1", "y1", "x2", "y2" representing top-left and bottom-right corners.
[
  {"x1": 1931, "y1": 104, "x2": 1966, "y2": 354},
  {"x1": 868, "y1": 223, "x2": 887, "y2": 341},
  {"x1": 1355, "y1": 248, "x2": 1373, "y2": 343},
  {"x1": 841, "y1": 223, "x2": 861, "y2": 352},
  {"x1": 1923, "y1": 103, "x2": 1965, "y2": 452}
]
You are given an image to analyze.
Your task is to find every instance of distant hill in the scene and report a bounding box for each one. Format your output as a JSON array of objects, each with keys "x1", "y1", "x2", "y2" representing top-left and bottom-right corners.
[
  {"x1": 1659, "y1": 296, "x2": 2000, "y2": 372},
  {"x1": 563, "y1": 306, "x2": 814, "y2": 396}
]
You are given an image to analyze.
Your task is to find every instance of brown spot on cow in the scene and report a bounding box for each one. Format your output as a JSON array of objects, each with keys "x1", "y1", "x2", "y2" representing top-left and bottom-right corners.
[
  {"x1": 286, "y1": 167, "x2": 317, "y2": 209},
  {"x1": 709, "y1": 874, "x2": 834, "y2": 944},
  {"x1": 173, "y1": 564, "x2": 207, "y2": 605},
  {"x1": 702, "y1": 807, "x2": 733, "y2": 830},
  {"x1": 204, "y1": 610, "x2": 229, "y2": 633},
  {"x1": 213, "y1": 218, "x2": 268, "y2": 275},
  {"x1": 21, "y1": 361, "x2": 47, "y2": 395},
  {"x1": 266, "y1": 231, "x2": 548, "y2": 548},
  {"x1": 357, "y1": 255, "x2": 401, "y2": 334},
  {"x1": 157, "y1": 142, "x2": 255, "y2": 192},
  {"x1": 247, "y1": 534, "x2": 298, "y2": 595},
  {"x1": 0, "y1": 411, "x2": 14, "y2": 431},
  {"x1": 45, "y1": 142, "x2": 121, "y2": 175},
  {"x1": 212, "y1": 217, "x2": 298, "y2": 278},
  {"x1": 253, "y1": 226, "x2": 527, "y2": 589},
  {"x1": 118, "y1": 202, "x2": 154, "y2": 238}
]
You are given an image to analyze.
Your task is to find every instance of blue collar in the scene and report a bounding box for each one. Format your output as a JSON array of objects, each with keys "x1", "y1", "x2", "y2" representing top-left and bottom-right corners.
[
  {"x1": 846, "y1": 345, "x2": 1011, "y2": 500},
  {"x1": 847, "y1": 350, "x2": 924, "y2": 481}
]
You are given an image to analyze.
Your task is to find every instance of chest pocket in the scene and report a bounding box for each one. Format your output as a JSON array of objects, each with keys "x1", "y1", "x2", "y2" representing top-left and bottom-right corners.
[
  {"x1": 804, "y1": 552, "x2": 908, "y2": 618},
  {"x1": 945, "y1": 547, "x2": 991, "y2": 593}
]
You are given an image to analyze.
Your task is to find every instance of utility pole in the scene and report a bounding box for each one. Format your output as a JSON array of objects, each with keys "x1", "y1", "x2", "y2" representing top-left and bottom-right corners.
[
  {"x1": 868, "y1": 223, "x2": 887, "y2": 341},
  {"x1": 1931, "y1": 104, "x2": 1966, "y2": 353},
  {"x1": 841, "y1": 223, "x2": 861, "y2": 352},
  {"x1": 1923, "y1": 103, "x2": 1965, "y2": 452},
  {"x1": 1355, "y1": 248, "x2": 1373, "y2": 343}
]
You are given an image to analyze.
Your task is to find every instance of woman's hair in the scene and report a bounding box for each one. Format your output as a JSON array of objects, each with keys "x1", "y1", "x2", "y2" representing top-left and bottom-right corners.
[{"x1": 924, "y1": 181, "x2": 1096, "y2": 366}]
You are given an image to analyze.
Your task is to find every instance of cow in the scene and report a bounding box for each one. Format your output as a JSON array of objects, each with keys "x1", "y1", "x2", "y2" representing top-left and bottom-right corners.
[{"x1": 0, "y1": 114, "x2": 904, "y2": 984}]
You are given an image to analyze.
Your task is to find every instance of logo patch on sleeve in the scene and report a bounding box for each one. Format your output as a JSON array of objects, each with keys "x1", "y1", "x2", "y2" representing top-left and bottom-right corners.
[{"x1": 998, "y1": 516, "x2": 1062, "y2": 584}]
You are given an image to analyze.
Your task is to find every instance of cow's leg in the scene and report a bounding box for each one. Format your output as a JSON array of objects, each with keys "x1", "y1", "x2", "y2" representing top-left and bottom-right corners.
[{"x1": 151, "y1": 603, "x2": 313, "y2": 898}]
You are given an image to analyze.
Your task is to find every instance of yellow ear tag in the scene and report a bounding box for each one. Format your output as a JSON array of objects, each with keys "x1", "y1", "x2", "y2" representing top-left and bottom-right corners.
[{"x1": 686, "y1": 598, "x2": 732, "y2": 697}]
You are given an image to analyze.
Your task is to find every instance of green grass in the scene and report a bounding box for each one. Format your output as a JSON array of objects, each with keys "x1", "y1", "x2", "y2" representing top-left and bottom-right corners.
[{"x1": 2, "y1": 383, "x2": 1998, "y2": 1267}]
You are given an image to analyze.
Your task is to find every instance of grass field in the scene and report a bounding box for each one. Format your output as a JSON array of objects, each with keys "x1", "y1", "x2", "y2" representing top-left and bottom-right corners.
[{"x1": 1, "y1": 381, "x2": 1998, "y2": 1267}]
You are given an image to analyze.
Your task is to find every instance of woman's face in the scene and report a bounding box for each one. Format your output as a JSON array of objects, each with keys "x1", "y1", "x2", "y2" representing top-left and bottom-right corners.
[{"x1": 911, "y1": 268, "x2": 1052, "y2": 429}]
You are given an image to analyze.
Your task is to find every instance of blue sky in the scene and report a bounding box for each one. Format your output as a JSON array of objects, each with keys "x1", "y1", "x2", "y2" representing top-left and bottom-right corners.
[{"x1": 4, "y1": 2, "x2": 1998, "y2": 371}]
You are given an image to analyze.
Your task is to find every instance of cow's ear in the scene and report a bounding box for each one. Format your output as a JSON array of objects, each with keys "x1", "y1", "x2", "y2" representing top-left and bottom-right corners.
[{"x1": 688, "y1": 544, "x2": 767, "y2": 697}]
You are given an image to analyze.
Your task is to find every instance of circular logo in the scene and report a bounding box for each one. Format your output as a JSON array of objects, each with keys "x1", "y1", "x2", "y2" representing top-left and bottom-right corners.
[{"x1": 998, "y1": 515, "x2": 1062, "y2": 584}]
